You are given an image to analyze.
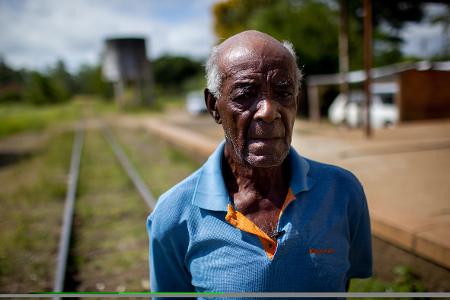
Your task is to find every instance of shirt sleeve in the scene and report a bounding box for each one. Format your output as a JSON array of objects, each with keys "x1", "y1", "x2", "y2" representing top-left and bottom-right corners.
[
  {"x1": 147, "y1": 214, "x2": 195, "y2": 294},
  {"x1": 347, "y1": 192, "x2": 373, "y2": 279}
]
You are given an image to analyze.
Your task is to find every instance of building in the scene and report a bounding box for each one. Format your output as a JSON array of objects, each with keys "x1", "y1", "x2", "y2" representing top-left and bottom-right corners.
[
  {"x1": 307, "y1": 61, "x2": 450, "y2": 123},
  {"x1": 102, "y1": 37, "x2": 154, "y2": 107}
]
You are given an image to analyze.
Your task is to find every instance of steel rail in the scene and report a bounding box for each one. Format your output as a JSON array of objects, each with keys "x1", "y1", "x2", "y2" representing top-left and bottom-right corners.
[
  {"x1": 53, "y1": 127, "x2": 84, "y2": 299},
  {"x1": 52, "y1": 123, "x2": 155, "y2": 298},
  {"x1": 102, "y1": 125, "x2": 156, "y2": 210}
]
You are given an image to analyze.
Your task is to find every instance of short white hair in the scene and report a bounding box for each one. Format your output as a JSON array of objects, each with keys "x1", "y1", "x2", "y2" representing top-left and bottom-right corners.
[{"x1": 205, "y1": 40, "x2": 303, "y2": 98}]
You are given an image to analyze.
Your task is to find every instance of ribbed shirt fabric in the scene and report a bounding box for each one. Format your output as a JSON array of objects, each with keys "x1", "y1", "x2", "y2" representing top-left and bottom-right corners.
[{"x1": 147, "y1": 141, "x2": 372, "y2": 297}]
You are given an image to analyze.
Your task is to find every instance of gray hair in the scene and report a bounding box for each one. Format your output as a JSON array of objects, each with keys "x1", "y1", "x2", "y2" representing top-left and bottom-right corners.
[{"x1": 205, "y1": 40, "x2": 303, "y2": 98}]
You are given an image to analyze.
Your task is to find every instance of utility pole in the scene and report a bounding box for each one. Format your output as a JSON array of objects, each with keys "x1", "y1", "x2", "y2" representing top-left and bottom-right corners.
[
  {"x1": 363, "y1": 0, "x2": 373, "y2": 138},
  {"x1": 339, "y1": 0, "x2": 350, "y2": 107}
]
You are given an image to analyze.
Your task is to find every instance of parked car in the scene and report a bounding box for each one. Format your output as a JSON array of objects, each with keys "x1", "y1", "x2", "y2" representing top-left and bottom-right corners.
[
  {"x1": 186, "y1": 91, "x2": 207, "y2": 115},
  {"x1": 328, "y1": 84, "x2": 398, "y2": 129}
]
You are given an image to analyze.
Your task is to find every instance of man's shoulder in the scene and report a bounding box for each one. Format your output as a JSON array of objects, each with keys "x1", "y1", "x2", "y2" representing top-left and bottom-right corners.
[
  {"x1": 159, "y1": 168, "x2": 202, "y2": 208},
  {"x1": 308, "y1": 158, "x2": 362, "y2": 188},
  {"x1": 303, "y1": 157, "x2": 365, "y2": 203},
  {"x1": 301, "y1": 157, "x2": 369, "y2": 224},
  {"x1": 147, "y1": 167, "x2": 202, "y2": 231}
]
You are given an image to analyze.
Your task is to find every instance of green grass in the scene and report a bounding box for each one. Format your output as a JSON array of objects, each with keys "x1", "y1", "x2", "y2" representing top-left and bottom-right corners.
[
  {"x1": 0, "y1": 97, "x2": 118, "y2": 140},
  {"x1": 71, "y1": 126, "x2": 199, "y2": 292},
  {"x1": 154, "y1": 93, "x2": 186, "y2": 110},
  {"x1": 0, "y1": 131, "x2": 74, "y2": 292},
  {"x1": 0, "y1": 102, "x2": 81, "y2": 139},
  {"x1": 111, "y1": 127, "x2": 200, "y2": 198},
  {"x1": 71, "y1": 129, "x2": 150, "y2": 292},
  {"x1": 117, "y1": 93, "x2": 186, "y2": 115}
]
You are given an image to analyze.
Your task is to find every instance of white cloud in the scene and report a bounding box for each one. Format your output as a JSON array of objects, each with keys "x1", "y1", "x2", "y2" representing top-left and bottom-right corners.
[
  {"x1": 400, "y1": 3, "x2": 448, "y2": 58},
  {"x1": 0, "y1": 0, "x2": 217, "y2": 72},
  {"x1": 401, "y1": 22, "x2": 446, "y2": 58}
]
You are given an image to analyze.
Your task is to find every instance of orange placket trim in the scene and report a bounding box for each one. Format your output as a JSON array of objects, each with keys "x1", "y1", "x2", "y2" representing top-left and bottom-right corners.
[
  {"x1": 225, "y1": 188, "x2": 297, "y2": 260},
  {"x1": 280, "y1": 188, "x2": 296, "y2": 217}
]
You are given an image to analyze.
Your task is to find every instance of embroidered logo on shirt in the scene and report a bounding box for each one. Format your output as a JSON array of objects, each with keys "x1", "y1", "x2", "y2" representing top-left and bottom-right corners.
[{"x1": 309, "y1": 248, "x2": 336, "y2": 255}]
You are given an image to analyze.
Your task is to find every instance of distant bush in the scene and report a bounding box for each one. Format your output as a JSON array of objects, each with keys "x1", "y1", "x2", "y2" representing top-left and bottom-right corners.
[
  {"x1": 0, "y1": 59, "x2": 24, "y2": 103},
  {"x1": 74, "y1": 64, "x2": 112, "y2": 98},
  {"x1": 152, "y1": 55, "x2": 203, "y2": 93},
  {"x1": 23, "y1": 71, "x2": 69, "y2": 105},
  {"x1": 0, "y1": 58, "x2": 113, "y2": 105}
]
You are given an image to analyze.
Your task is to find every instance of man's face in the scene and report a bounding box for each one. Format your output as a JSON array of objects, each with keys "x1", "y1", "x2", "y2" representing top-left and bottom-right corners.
[{"x1": 215, "y1": 43, "x2": 298, "y2": 168}]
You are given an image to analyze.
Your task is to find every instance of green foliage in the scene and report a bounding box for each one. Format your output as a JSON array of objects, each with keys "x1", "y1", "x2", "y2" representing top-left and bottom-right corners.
[
  {"x1": 346, "y1": 0, "x2": 425, "y2": 68},
  {"x1": 0, "y1": 59, "x2": 25, "y2": 103},
  {"x1": 182, "y1": 73, "x2": 206, "y2": 92},
  {"x1": 152, "y1": 55, "x2": 203, "y2": 92},
  {"x1": 391, "y1": 265, "x2": 426, "y2": 292},
  {"x1": 213, "y1": 0, "x2": 340, "y2": 74},
  {"x1": 0, "y1": 58, "x2": 112, "y2": 105},
  {"x1": 350, "y1": 265, "x2": 426, "y2": 296},
  {"x1": 248, "y1": 0, "x2": 339, "y2": 74},
  {"x1": 21, "y1": 60, "x2": 77, "y2": 105},
  {"x1": 74, "y1": 64, "x2": 112, "y2": 97},
  {"x1": 212, "y1": 0, "x2": 427, "y2": 73},
  {"x1": 23, "y1": 71, "x2": 68, "y2": 105},
  {"x1": 212, "y1": 0, "x2": 274, "y2": 39},
  {"x1": 48, "y1": 60, "x2": 75, "y2": 98}
]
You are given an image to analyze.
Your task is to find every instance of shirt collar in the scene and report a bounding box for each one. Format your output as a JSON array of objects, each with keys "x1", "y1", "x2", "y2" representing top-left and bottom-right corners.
[{"x1": 192, "y1": 141, "x2": 315, "y2": 211}]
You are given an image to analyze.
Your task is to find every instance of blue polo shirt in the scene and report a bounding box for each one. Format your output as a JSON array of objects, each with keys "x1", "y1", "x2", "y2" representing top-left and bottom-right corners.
[{"x1": 147, "y1": 141, "x2": 372, "y2": 294}]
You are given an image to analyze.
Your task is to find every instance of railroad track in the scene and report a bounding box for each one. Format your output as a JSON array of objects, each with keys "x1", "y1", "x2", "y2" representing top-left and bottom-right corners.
[{"x1": 52, "y1": 122, "x2": 156, "y2": 297}]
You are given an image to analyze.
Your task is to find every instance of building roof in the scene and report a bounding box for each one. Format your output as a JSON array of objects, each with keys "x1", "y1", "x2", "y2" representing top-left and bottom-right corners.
[{"x1": 307, "y1": 61, "x2": 450, "y2": 86}]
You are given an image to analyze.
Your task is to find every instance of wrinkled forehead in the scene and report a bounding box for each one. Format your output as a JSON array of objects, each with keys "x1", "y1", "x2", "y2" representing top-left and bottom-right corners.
[{"x1": 218, "y1": 41, "x2": 296, "y2": 81}]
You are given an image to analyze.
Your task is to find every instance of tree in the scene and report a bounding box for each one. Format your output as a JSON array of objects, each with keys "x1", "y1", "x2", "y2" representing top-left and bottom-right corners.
[
  {"x1": 249, "y1": 0, "x2": 339, "y2": 74},
  {"x1": 213, "y1": 0, "x2": 274, "y2": 39},
  {"x1": 74, "y1": 64, "x2": 112, "y2": 97},
  {"x1": 23, "y1": 71, "x2": 66, "y2": 105},
  {"x1": 213, "y1": 0, "x2": 340, "y2": 75},
  {"x1": 48, "y1": 60, "x2": 75, "y2": 100},
  {"x1": 0, "y1": 58, "x2": 24, "y2": 102},
  {"x1": 152, "y1": 55, "x2": 203, "y2": 91},
  {"x1": 346, "y1": 0, "x2": 425, "y2": 67},
  {"x1": 211, "y1": 0, "x2": 427, "y2": 73}
]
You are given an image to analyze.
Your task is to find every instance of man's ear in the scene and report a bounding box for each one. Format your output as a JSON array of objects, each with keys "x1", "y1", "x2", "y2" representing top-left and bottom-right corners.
[{"x1": 204, "y1": 88, "x2": 222, "y2": 124}]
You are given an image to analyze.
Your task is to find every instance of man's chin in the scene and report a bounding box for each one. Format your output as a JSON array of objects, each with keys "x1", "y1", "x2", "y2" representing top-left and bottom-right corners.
[
  {"x1": 245, "y1": 153, "x2": 286, "y2": 168},
  {"x1": 244, "y1": 139, "x2": 289, "y2": 167}
]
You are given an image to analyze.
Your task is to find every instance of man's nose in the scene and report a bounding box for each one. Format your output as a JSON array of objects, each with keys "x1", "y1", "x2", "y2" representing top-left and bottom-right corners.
[{"x1": 254, "y1": 98, "x2": 281, "y2": 123}]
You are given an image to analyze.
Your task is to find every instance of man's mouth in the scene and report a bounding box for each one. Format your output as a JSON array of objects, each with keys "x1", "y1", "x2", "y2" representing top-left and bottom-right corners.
[{"x1": 248, "y1": 135, "x2": 284, "y2": 140}]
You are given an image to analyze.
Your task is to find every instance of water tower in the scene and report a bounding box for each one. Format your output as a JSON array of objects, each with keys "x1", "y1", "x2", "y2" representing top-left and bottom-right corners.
[{"x1": 102, "y1": 37, "x2": 154, "y2": 107}]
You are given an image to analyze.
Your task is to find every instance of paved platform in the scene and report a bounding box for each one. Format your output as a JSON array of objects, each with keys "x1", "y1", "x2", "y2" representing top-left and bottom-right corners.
[{"x1": 117, "y1": 111, "x2": 450, "y2": 269}]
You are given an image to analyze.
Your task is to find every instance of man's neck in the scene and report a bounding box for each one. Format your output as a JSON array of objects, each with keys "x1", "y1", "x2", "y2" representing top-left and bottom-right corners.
[{"x1": 222, "y1": 143, "x2": 289, "y2": 211}]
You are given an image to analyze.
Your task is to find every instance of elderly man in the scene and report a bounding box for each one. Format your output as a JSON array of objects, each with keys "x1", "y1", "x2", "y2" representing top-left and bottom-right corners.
[{"x1": 147, "y1": 30, "x2": 372, "y2": 293}]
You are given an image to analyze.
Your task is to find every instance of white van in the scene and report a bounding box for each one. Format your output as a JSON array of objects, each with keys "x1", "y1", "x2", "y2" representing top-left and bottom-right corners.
[
  {"x1": 328, "y1": 83, "x2": 398, "y2": 129},
  {"x1": 186, "y1": 91, "x2": 207, "y2": 115}
]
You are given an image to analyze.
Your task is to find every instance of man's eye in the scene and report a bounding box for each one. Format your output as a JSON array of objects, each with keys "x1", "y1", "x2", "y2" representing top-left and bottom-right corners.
[
  {"x1": 235, "y1": 91, "x2": 255, "y2": 101},
  {"x1": 277, "y1": 91, "x2": 293, "y2": 98}
]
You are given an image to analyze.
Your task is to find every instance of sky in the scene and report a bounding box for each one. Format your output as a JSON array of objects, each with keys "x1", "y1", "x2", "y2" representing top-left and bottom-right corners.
[
  {"x1": 0, "y1": 0, "x2": 217, "y2": 72},
  {"x1": 0, "y1": 0, "x2": 447, "y2": 73}
]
